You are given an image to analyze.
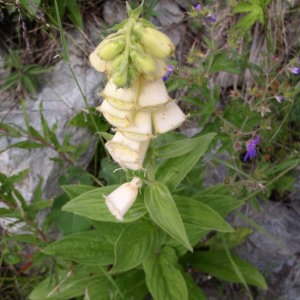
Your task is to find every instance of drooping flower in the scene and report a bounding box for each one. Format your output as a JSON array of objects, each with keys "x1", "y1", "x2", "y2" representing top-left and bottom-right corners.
[
  {"x1": 288, "y1": 67, "x2": 299, "y2": 75},
  {"x1": 244, "y1": 135, "x2": 260, "y2": 162},
  {"x1": 105, "y1": 177, "x2": 143, "y2": 221},
  {"x1": 162, "y1": 65, "x2": 174, "y2": 81},
  {"x1": 275, "y1": 95, "x2": 285, "y2": 103}
]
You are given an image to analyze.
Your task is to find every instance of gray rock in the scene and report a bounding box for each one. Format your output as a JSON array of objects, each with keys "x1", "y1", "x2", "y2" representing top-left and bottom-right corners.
[
  {"x1": 0, "y1": 39, "x2": 105, "y2": 203},
  {"x1": 154, "y1": 0, "x2": 185, "y2": 26},
  {"x1": 103, "y1": 0, "x2": 127, "y2": 25},
  {"x1": 233, "y1": 193, "x2": 300, "y2": 300}
]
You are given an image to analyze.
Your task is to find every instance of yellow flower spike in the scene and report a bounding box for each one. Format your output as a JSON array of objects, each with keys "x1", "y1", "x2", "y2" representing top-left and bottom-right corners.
[
  {"x1": 152, "y1": 101, "x2": 186, "y2": 134},
  {"x1": 96, "y1": 100, "x2": 133, "y2": 128},
  {"x1": 105, "y1": 177, "x2": 143, "y2": 221},
  {"x1": 138, "y1": 78, "x2": 170, "y2": 110},
  {"x1": 116, "y1": 111, "x2": 152, "y2": 142}
]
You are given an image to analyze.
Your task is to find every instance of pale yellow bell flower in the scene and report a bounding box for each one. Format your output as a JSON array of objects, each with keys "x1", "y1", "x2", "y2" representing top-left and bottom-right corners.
[
  {"x1": 152, "y1": 102, "x2": 186, "y2": 134},
  {"x1": 116, "y1": 111, "x2": 152, "y2": 142},
  {"x1": 105, "y1": 132, "x2": 149, "y2": 170},
  {"x1": 96, "y1": 100, "x2": 133, "y2": 128},
  {"x1": 138, "y1": 78, "x2": 170, "y2": 110},
  {"x1": 105, "y1": 177, "x2": 143, "y2": 221}
]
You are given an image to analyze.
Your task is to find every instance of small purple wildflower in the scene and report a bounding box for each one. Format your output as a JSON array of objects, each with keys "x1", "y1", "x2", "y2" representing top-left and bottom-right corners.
[
  {"x1": 162, "y1": 65, "x2": 174, "y2": 81},
  {"x1": 194, "y1": 3, "x2": 201, "y2": 11},
  {"x1": 244, "y1": 135, "x2": 260, "y2": 162},
  {"x1": 207, "y1": 13, "x2": 217, "y2": 22},
  {"x1": 288, "y1": 67, "x2": 299, "y2": 75},
  {"x1": 275, "y1": 95, "x2": 285, "y2": 103}
]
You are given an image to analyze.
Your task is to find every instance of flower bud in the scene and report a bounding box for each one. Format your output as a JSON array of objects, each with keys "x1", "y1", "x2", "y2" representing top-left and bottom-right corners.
[
  {"x1": 143, "y1": 58, "x2": 168, "y2": 81},
  {"x1": 116, "y1": 111, "x2": 152, "y2": 141},
  {"x1": 138, "y1": 78, "x2": 170, "y2": 110},
  {"x1": 105, "y1": 177, "x2": 142, "y2": 221},
  {"x1": 105, "y1": 132, "x2": 149, "y2": 170},
  {"x1": 89, "y1": 43, "x2": 112, "y2": 74},
  {"x1": 152, "y1": 102, "x2": 186, "y2": 134},
  {"x1": 138, "y1": 27, "x2": 175, "y2": 58},
  {"x1": 97, "y1": 100, "x2": 133, "y2": 127},
  {"x1": 130, "y1": 46, "x2": 156, "y2": 75},
  {"x1": 112, "y1": 66, "x2": 128, "y2": 87},
  {"x1": 98, "y1": 38, "x2": 126, "y2": 61}
]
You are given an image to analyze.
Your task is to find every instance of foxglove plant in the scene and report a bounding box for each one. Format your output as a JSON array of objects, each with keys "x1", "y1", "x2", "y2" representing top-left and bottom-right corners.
[
  {"x1": 31, "y1": 3, "x2": 268, "y2": 300},
  {"x1": 89, "y1": 2, "x2": 186, "y2": 218}
]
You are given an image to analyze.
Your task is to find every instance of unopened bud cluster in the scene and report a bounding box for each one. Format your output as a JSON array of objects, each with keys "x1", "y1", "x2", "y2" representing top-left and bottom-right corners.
[{"x1": 90, "y1": 12, "x2": 186, "y2": 170}]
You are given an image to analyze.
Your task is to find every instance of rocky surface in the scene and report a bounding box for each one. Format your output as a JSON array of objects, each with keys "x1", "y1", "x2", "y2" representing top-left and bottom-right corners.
[{"x1": 0, "y1": 43, "x2": 105, "y2": 202}]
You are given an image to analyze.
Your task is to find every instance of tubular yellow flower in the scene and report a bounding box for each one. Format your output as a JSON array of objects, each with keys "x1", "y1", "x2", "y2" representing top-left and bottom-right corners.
[
  {"x1": 105, "y1": 177, "x2": 143, "y2": 221},
  {"x1": 102, "y1": 78, "x2": 139, "y2": 103},
  {"x1": 116, "y1": 111, "x2": 152, "y2": 141},
  {"x1": 138, "y1": 78, "x2": 170, "y2": 110},
  {"x1": 105, "y1": 132, "x2": 149, "y2": 170},
  {"x1": 152, "y1": 101, "x2": 186, "y2": 134},
  {"x1": 96, "y1": 100, "x2": 133, "y2": 128}
]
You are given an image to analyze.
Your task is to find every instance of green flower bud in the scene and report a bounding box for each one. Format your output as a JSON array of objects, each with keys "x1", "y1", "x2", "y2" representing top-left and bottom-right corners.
[
  {"x1": 113, "y1": 66, "x2": 128, "y2": 87},
  {"x1": 130, "y1": 46, "x2": 156, "y2": 75},
  {"x1": 137, "y1": 26, "x2": 175, "y2": 58},
  {"x1": 98, "y1": 38, "x2": 126, "y2": 61}
]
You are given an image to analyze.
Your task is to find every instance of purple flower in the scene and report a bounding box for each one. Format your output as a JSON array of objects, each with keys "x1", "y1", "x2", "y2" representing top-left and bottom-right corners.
[
  {"x1": 207, "y1": 13, "x2": 217, "y2": 22},
  {"x1": 162, "y1": 65, "x2": 174, "y2": 81},
  {"x1": 275, "y1": 95, "x2": 285, "y2": 103},
  {"x1": 244, "y1": 135, "x2": 260, "y2": 162},
  {"x1": 194, "y1": 3, "x2": 201, "y2": 11},
  {"x1": 288, "y1": 67, "x2": 299, "y2": 74}
]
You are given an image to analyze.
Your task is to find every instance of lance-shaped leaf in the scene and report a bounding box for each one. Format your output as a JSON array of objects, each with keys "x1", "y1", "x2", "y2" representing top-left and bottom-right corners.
[
  {"x1": 112, "y1": 220, "x2": 165, "y2": 273},
  {"x1": 145, "y1": 182, "x2": 192, "y2": 251},
  {"x1": 155, "y1": 133, "x2": 216, "y2": 191},
  {"x1": 29, "y1": 266, "x2": 111, "y2": 300},
  {"x1": 62, "y1": 185, "x2": 146, "y2": 223},
  {"x1": 187, "y1": 250, "x2": 267, "y2": 289},
  {"x1": 174, "y1": 195, "x2": 234, "y2": 232},
  {"x1": 143, "y1": 246, "x2": 188, "y2": 300},
  {"x1": 43, "y1": 231, "x2": 114, "y2": 265}
]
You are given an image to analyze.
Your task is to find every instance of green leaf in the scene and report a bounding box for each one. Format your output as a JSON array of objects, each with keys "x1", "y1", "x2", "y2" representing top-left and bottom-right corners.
[
  {"x1": 209, "y1": 52, "x2": 242, "y2": 74},
  {"x1": 52, "y1": 193, "x2": 91, "y2": 235},
  {"x1": 234, "y1": 0, "x2": 271, "y2": 32},
  {"x1": 8, "y1": 140, "x2": 44, "y2": 149},
  {"x1": 194, "y1": 189, "x2": 244, "y2": 217},
  {"x1": 155, "y1": 133, "x2": 215, "y2": 159},
  {"x1": 143, "y1": 246, "x2": 188, "y2": 300},
  {"x1": 61, "y1": 184, "x2": 97, "y2": 199},
  {"x1": 182, "y1": 272, "x2": 206, "y2": 300},
  {"x1": 0, "y1": 122, "x2": 22, "y2": 138},
  {"x1": 62, "y1": 185, "x2": 146, "y2": 223},
  {"x1": 206, "y1": 227, "x2": 253, "y2": 250},
  {"x1": 43, "y1": 231, "x2": 114, "y2": 265},
  {"x1": 174, "y1": 195, "x2": 234, "y2": 232},
  {"x1": 145, "y1": 183, "x2": 192, "y2": 251},
  {"x1": 112, "y1": 220, "x2": 165, "y2": 273},
  {"x1": 29, "y1": 266, "x2": 111, "y2": 300},
  {"x1": 66, "y1": 0, "x2": 83, "y2": 28},
  {"x1": 115, "y1": 270, "x2": 148, "y2": 300},
  {"x1": 155, "y1": 133, "x2": 216, "y2": 191},
  {"x1": 188, "y1": 250, "x2": 267, "y2": 289}
]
